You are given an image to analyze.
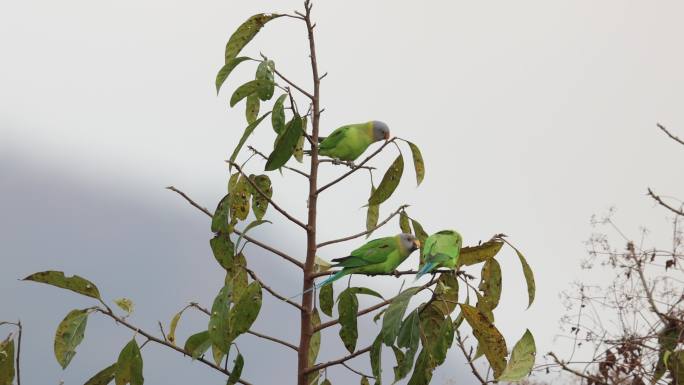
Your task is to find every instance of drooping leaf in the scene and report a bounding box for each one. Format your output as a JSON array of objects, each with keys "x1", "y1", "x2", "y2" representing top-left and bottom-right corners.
[
  {"x1": 210, "y1": 233, "x2": 235, "y2": 270},
  {"x1": 235, "y1": 219, "x2": 272, "y2": 255},
  {"x1": 265, "y1": 116, "x2": 303, "y2": 171},
  {"x1": 227, "y1": 353, "x2": 244, "y2": 385},
  {"x1": 399, "y1": 211, "x2": 411, "y2": 234},
  {"x1": 229, "y1": 175, "x2": 252, "y2": 222},
  {"x1": 479, "y1": 259, "x2": 502, "y2": 310},
  {"x1": 411, "y1": 218, "x2": 428, "y2": 263},
  {"x1": 459, "y1": 304, "x2": 507, "y2": 378},
  {"x1": 167, "y1": 309, "x2": 185, "y2": 345},
  {"x1": 115, "y1": 339, "x2": 144, "y2": 385},
  {"x1": 114, "y1": 298, "x2": 134, "y2": 315},
  {"x1": 24, "y1": 271, "x2": 101, "y2": 299},
  {"x1": 228, "y1": 112, "x2": 271, "y2": 168},
  {"x1": 509, "y1": 243, "x2": 536, "y2": 309},
  {"x1": 370, "y1": 334, "x2": 383, "y2": 384},
  {"x1": 255, "y1": 60, "x2": 275, "y2": 100},
  {"x1": 368, "y1": 155, "x2": 404, "y2": 205},
  {"x1": 419, "y1": 307, "x2": 453, "y2": 366},
  {"x1": 360, "y1": 376, "x2": 370, "y2": 385},
  {"x1": 227, "y1": 281, "x2": 262, "y2": 342},
  {"x1": 184, "y1": 331, "x2": 212, "y2": 359},
  {"x1": 249, "y1": 174, "x2": 272, "y2": 221},
  {"x1": 211, "y1": 194, "x2": 232, "y2": 234},
  {"x1": 293, "y1": 134, "x2": 305, "y2": 163},
  {"x1": 308, "y1": 309, "x2": 321, "y2": 385},
  {"x1": 406, "y1": 349, "x2": 434, "y2": 385},
  {"x1": 338, "y1": 289, "x2": 359, "y2": 353},
  {"x1": 228, "y1": 173, "x2": 240, "y2": 193},
  {"x1": 216, "y1": 57, "x2": 250, "y2": 94},
  {"x1": 430, "y1": 273, "x2": 459, "y2": 317},
  {"x1": 391, "y1": 345, "x2": 406, "y2": 382},
  {"x1": 319, "y1": 284, "x2": 334, "y2": 317},
  {"x1": 54, "y1": 308, "x2": 89, "y2": 369},
  {"x1": 497, "y1": 330, "x2": 536, "y2": 381},
  {"x1": 225, "y1": 253, "x2": 248, "y2": 301},
  {"x1": 457, "y1": 240, "x2": 504, "y2": 267},
  {"x1": 397, "y1": 309, "x2": 420, "y2": 351},
  {"x1": 84, "y1": 363, "x2": 118, "y2": 385},
  {"x1": 245, "y1": 93, "x2": 260, "y2": 123},
  {"x1": 224, "y1": 14, "x2": 281, "y2": 63},
  {"x1": 366, "y1": 186, "x2": 379, "y2": 238},
  {"x1": 406, "y1": 141, "x2": 425, "y2": 186},
  {"x1": 212, "y1": 344, "x2": 226, "y2": 367},
  {"x1": 271, "y1": 94, "x2": 287, "y2": 134},
  {"x1": 209, "y1": 285, "x2": 232, "y2": 351},
  {"x1": 348, "y1": 287, "x2": 384, "y2": 299},
  {"x1": 0, "y1": 337, "x2": 15, "y2": 385},
  {"x1": 382, "y1": 287, "x2": 421, "y2": 346}
]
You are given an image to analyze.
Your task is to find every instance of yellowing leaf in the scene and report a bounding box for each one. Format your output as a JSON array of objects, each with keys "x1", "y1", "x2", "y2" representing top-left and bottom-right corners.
[
  {"x1": 459, "y1": 304, "x2": 507, "y2": 378},
  {"x1": 84, "y1": 363, "x2": 118, "y2": 385},
  {"x1": 457, "y1": 241, "x2": 504, "y2": 267},
  {"x1": 24, "y1": 271, "x2": 101, "y2": 299},
  {"x1": 406, "y1": 141, "x2": 425, "y2": 186},
  {"x1": 0, "y1": 337, "x2": 15, "y2": 385},
  {"x1": 366, "y1": 186, "x2": 379, "y2": 238},
  {"x1": 245, "y1": 93, "x2": 260, "y2": 123},
  {"x1": 184, "y1": 331, "x2": 211, "y2": 359},
  {"x1": 249, "y1": 175, "x2": 272, "y2": 221},
  {"x1": 479, "y1": 259, "x2": 502, "y2": 310},
  {"x1": 308, "y1": 309, "x2": 321, "y2": 385},
  {"x1": 224, "y1": 14, "x2": 281, "y2": 63},
  {"x1": 114, "y1": 298, "x2": 134, "y2": 315},
  {"x1": 368, "y1": 155, "x2": 404, "y2": 205},
  {"x1": 314, "y1": 256, "x2": 333, "y2": 273},
  {"x1": 510, "y1": 244, "x2": 536, "y2": 309},
  {"x1": 209, "y1": 285, "x2": 232, "y2": 351},
  {"x1": 54, "y1": 309, "x2": 89, "y2": 369},
  {"x1": 115, "y1": 339, "x2": 144, "y2": 385},
  {"x1": 227, "y1": 281, "x2": 262, "y2": 342},
  {"x1": 497, "y1": 330, "x2": 536, "y2": 381},
  {"x1": 319, "y1": 284, "x2": 334, "y2": 317}
]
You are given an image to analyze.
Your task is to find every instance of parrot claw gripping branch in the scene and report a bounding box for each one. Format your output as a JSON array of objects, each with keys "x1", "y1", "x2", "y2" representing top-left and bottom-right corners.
[{"x1": 16, "y1": 2, "x2": 537, "y2": 385}]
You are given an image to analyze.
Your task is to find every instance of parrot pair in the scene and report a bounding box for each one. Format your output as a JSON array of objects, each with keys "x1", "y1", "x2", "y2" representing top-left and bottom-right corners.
[{"x1": 317, "y1": 121, "x2": 390, "y2": 161}]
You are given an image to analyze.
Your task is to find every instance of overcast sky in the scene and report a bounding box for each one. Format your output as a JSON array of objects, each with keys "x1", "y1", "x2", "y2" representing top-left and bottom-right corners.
[{"x1": 2, "y1": 1, "x2": 684, "y2": 384}]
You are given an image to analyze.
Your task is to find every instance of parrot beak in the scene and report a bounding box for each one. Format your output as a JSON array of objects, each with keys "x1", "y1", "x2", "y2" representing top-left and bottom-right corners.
[
  {"x1": 384, "y1": 131, "x2": 390, "y2": 140},
  {"x1": 413, "y1": 239, "x2": 421, "y2": 250}
]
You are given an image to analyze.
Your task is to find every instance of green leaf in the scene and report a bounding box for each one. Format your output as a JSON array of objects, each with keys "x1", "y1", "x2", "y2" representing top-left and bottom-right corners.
[
  {"x1": 321, "y1": 379, "x2": 332, "y2": 385},
  {"x1": 381, "y1": 287, "x2": 421, "y2": 346},
  {"x1": 184, "y1": 331, "x2": 212, "y2": 359},
  {"x1": 457, "y1": 240, "x2": 504, "y2": 267},
  {"x1": 212, "y1": 344, "x2": 226, "y2": 367},
  {"x1": 360, "y1": 376, "x2": 370, "y2": 385},
  {"x1": 459, "y1": 304, "x2": 507, "y2": 378},
  {"x1": 230, "y1": 80, "x2": 273, "y2": 107},
  {"x1": 497, "y1": 330, "x2": 536, "y2": 381},
  {"x1": 397, "y1": 309, "x2": 420, "y2": 350},
  {"x1": 245, "y1": 93, "x2": 260, "y2": 123},
  {"x1": 271, "y1": 94, "x2": 287, "y2": 134},
  {"x1": 391, "y1": 345, "x2": 406, "y2": 382},
  {"x1": 235, "y1": 219, "x2": 272, "y2": 255},
  {"x1": 249, "y1": 174, "x2": 272, "y2": 221},
  {"x1": 368, "y1": 155, "x2": 404, "y2": 205},
  {"x1": 227, "y1": 281, "x2": 262, "y2": 342},
  {"x1": 419, "y1": 307, "x2": 453, "y2": 366},
  {"x1": 399, "y1": 211, "x2": 411, "y2": 234},
  {"x1": 167, "y1": 309, "x2": 185, "y2": 346},
  {"x1": 308, "y1": 309, "x2": 321, "y2": 385},
  {"x1": 370, "y1": 334, "x2": 383, "y2": 383},
  {"x1": 319, "y1": 284, "x2": 334, "y2": 317},
  {"x1": 265, "y1": 116, "x2": 303, "y2": 171},
  {"x1": 510, "y1": 244, "x2": 536, "y2": 309},
  {"x1": 84, "y1": 363, "x2": 118, "y2": 385},
  {"x1": 406, "y1": 349, "x2": 434, "y2": 385},
  {"x1": 338, "y1": 289, "x2": 359, "y2": 353},
  {"x1": 227, "y1": 353, "x2": 244, "y2": 385},
  {"x1": 667, "y1": 350, "x2": 684, "y2": 383},
  {"x1": 216, "y1": 57, "x2": 250, "y2": 94},
  {"x1": 210, "y1": 233, "x2": 235, "y2": 270},
  {"x1": 229, "y1": 175, "x2": 252, "y2": 222},
  {"x1": 411, "y1": 218, "x2": 428, "y2": 263},
  {"x1": 212, "y1": 194, "x2": 232, "y2": 234},
  {"x1": 225, "y1": 253, "x2": 248, "y2": 301},
  {"x1": 224, "y1": 14, "x2": 281, "y2": 63},
  {"x1": 293, "y1": 134, "x2": 305, "y2": 163},
  {"x1": 255, "y1": 60, "x2": 275, "y2": 100},
  {"x1": 209, "y1": 285, "x2": 232, "y2": 351},
  {"x1": 228, "y1": 112, "x2": 271, "y2": 166},
  {"x1": 114, "y1": 298, "x2": 134, "y2": 315},
  {"x1": 0, "y1": 337, "x2": 15, "y2": 385},
  {"x1": 430, "y1": 273, "x2": 459, "y2": 317},
  {"x1": 54, "y1": 308, "x2": 89, "y2": 369},
  {"x1": 348, "y1": 287, "x2": 384, "y2": 299},
  {"x1": 366, "y1": 186, "x2": 379, "y2": 238},
  {"x1": 115, "y1": 339, "x2": 144, "y2": 385},
  {"x1": 406, "y1": 141, "x2": 425, "y2": 186},
  {"x1": 479, "y1": 259, "x2": 502, "y2": 310},
  {"x1": 24, "y1": 271, "x2": 101, "y2": 299}
]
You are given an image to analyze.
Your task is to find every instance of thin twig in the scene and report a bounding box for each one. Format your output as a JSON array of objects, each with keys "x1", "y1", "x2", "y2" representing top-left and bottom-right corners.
[
  {"x1": 317, "y1": 205, "x2": 409, "y2": 248},
  {"x1": 227, "y1": 161, "x2": 308, "y2": 230},
  {"x1": 547, "y1": 352, "x2": 609, "y2": 385},
  {"x1": 274, "y1": 68, "x2": 314, "y2": 100},
  {"x1": 304, "y1": 346, "x2": 372, "y2": 374},
  {"x1": 248, "y1": 146, "x2": 310, "y2": 178},
  {"x1": 657, "y1": 123, "x2": 684, "y2": 146},
  {"x1": 311, "y1": 268, "x2": 472, "y2": 279},
  {"x1": 455, "y1": 329, "x2": 486, "y2": 385},
  {"x1": 317, "y1": 138, "x2": 396, "y2": 194},
  {"x1": 341, "y1": 363, "x2": 374, "y2": 379},
  {"x1": 318, "y1": 159, "x2": 376, "y2": 171},
  {"x1": 247, "y1": 269, "x2": 305, "y2": 311},
  {"x1": 647, "y1": 188, "x2": 684, "y2": 217},
  {"x1": 166, "y1": 185, "x2": 303, "y2": 269},
  {"x1": 16, "y1": 321, "x2": 21, "y2": 385},
  {"x1": 94, "y1": 307, "x2": 252, "y2": 385}
]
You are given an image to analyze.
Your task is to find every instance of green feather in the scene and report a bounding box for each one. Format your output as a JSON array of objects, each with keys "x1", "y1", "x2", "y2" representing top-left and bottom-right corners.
[{"x1": 319, "y1": 122, "x2": 376, "y2": 161}]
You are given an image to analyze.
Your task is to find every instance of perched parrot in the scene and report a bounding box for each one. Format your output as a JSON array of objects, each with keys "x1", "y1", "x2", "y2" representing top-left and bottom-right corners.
[
  {"x1": 294, "y1": 233, "x2": 420, "y2": 297},
  {"x1": 318, "y1": 121, "x2": 390, "y2": 161},
  {"x1": 415, "y1": 230, "x2": 462, "y2": 280}
]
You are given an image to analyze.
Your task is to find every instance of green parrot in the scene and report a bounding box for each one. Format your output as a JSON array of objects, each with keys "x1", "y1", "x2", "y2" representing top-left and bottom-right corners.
[
  {"x1": 416, "y1": 230, "x2": 462, "y2": 280},
  {"x1": 318, "y1": 121, "x2": 390, "y2": 161},
  {"x1": 297, "y1": 233, "x2": 420, "y2": 296}
]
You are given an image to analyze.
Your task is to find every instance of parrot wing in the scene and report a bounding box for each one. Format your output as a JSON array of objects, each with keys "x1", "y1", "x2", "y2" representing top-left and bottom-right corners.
[
  {"x1": 332, "y1": 237, "x2": 396, "y2": 268},
  {"x1": 319, "y1": 126, "x2": 349, "y2": 152}
]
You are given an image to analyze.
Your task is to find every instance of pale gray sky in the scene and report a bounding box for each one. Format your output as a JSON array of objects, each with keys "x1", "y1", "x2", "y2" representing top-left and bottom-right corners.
[{"x1": 2, "y1": 0, "x2": 683, "y2": 384}]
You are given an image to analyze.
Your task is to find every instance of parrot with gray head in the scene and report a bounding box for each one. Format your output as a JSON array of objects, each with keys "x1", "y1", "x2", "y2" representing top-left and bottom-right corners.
[{"x1": 317, "y1": 121, "x2": 390, "y2": 161}]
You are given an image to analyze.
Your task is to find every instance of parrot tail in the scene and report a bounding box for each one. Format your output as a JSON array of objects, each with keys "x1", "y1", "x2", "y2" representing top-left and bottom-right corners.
[
  {"x1": 289, "y1": 270, "x2": 349, "y2": 299},
  {"x1": 415, "y1": 262, "x2": 437, "y2": 281}
]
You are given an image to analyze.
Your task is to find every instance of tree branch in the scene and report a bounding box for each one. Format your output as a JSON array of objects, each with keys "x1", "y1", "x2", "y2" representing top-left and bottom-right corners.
[
  {"x1": 455, "y1": 329, "x2": 487, "y2": 385},
  {"x1": 317, "y1": 138, "x2": 396, "y2": 194},
  {"x1": 227, "y1": 161, "x2": 308, "y2": 230},
  {"x1": 547, "y1": 352, "x2": 609, "y2": 385},
  {"x1": 273, "y1": 68, "x2": 314, "y2": 100},
  {"x1": 647, "y1": 188, "x2": 684, "y2": 217},
  {"x1": 94, "y1": 307, "x2": 252, "y2": 385},
  {"x1": 318, "y1": 158, "x2": 376, "y2": 171},
  {"x1": 304, "y1": 346, "x2": 372, "y2": 374},
  {"x1": 317, "y1": 205, "x2": 409, "y2": 248},
  {"x1": 311, "y1": 268, "x2": 472, "y2": 279},
  {"x1": 657, "y1": 123, "x2": 684, "y2": 147},
  {"x1": 166, "y1": 186, "x2": 304, "y2": 269},
  {"x1": 248, "y1": 146, "x2": 309, "y2": 179},
  {"x1": 246, "y1": 269, "x2": 305, "y2": 311}
]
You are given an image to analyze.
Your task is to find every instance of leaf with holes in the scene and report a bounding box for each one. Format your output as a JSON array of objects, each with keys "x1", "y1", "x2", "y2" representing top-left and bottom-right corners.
[
  {"x1": 338, "y1": 289, "x2": 359, "y2": 353},
  {"x1": 212, "y1": 194, "x2": 232, "y2": 234},
  {"x1": 209, "y1": 285, "x2": 232, "y2": 351},
  {"x1": 54, "y1": 308, "x2": 89, "y2": 369},
  {"x1": 249, "y1": 174, "x2": 272, "y2": 221},
  {"x1": 225, "y1": 14, "x2": 281, "y2": 63},
  {"x1": 255, "y1": 60, "x2": 275, "y2": 100},
  {"x1": 319, "y1": 284, "x2": 334, "y2": 317},
  {"x1": 368, "y1": 155, "x2": 404, "y2": 205},
  {"x1": 24, "y1": 271, "x2": 101, "y2": 299},
  {"x1": 115, "y1": 339, "x2": 143, "y2": 385},
  {"x1": 229, "y1": 175, "x2": 252, "y2": 222},
  {"x1": 265, "y1": 116, "x2": 303, "y2": 171},
  {"x1": 216, "y1": 57, "x2": 250, "y2": 94},
  {"x1": 229, "y1": 112, "x2": 271, "y2": 166},
  {"x1": 479, "y1": 259, "x2": 502, "y2": 310},
  {"x1": 498, "y1": 330, "x2": 536, "y2": 381},
  {"x1": 460, "y1": 304, "x2": 508, "y2": 378}
]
